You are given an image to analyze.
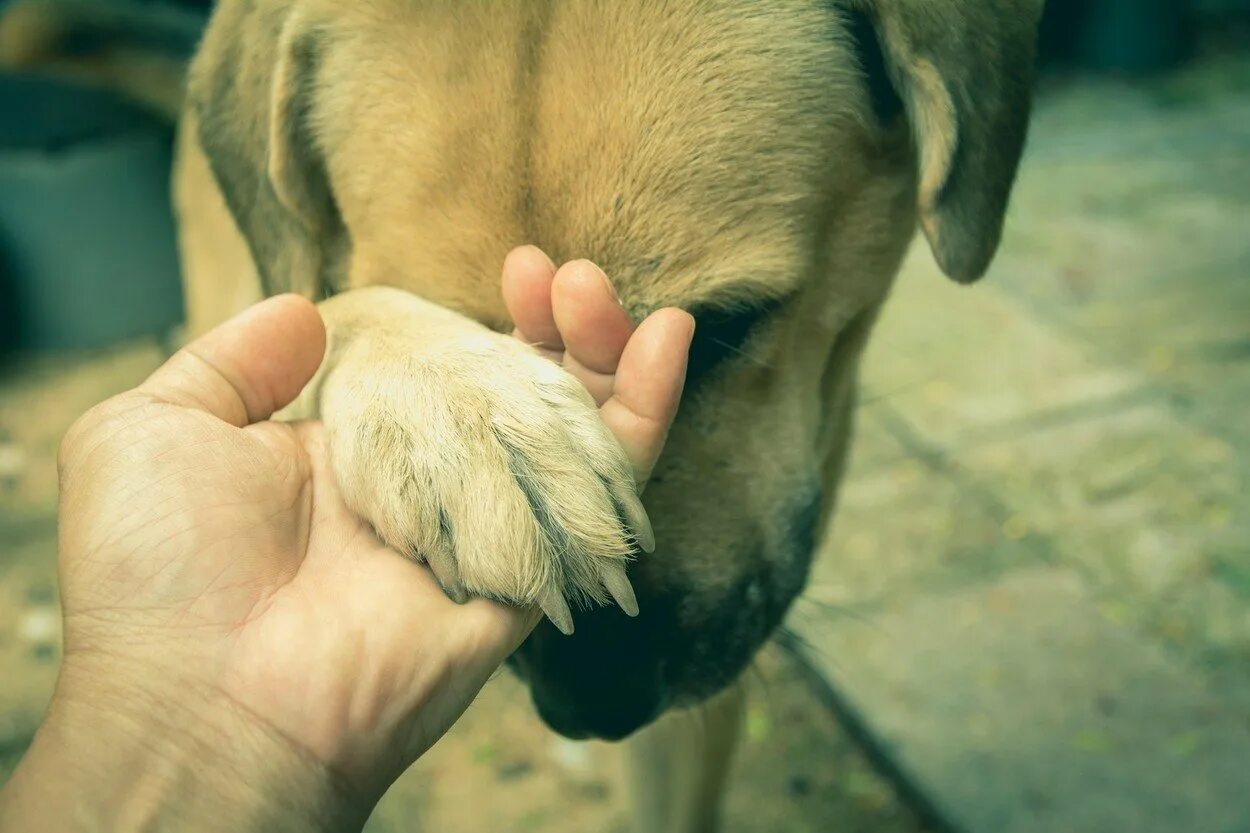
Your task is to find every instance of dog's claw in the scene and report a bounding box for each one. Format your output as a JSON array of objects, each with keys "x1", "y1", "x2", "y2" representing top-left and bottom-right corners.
[
  {"x1": 541, "y1": 589, "x2": 575, "y2": 635},
  {"x1": 616, "y1": 488, "x2": 655, "y2": 554},
  {"x1": 601, "y1": 563, "x2": 639, "y2": 617},
  {"x1": 423, "y1": 538, "x2": 469, "y2": 604}
]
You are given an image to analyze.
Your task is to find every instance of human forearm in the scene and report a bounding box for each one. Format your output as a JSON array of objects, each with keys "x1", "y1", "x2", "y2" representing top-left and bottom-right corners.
[{"x1": 0, "y1": 660, "x2": 366, "y2": 833}]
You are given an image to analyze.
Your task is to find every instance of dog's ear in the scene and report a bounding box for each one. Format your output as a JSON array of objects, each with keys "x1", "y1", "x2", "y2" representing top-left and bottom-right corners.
[
  {"x1": 187, "y1": 3, "x2": 340, "y2": 296},
  {"x1": 848, "y1": 0, "x2": 1043, "y2": 282}
]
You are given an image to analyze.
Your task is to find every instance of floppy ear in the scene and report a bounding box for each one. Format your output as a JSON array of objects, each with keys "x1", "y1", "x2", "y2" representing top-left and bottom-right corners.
[
  {"x1": 187, "y1": 2, "x2": 340, "y2": 296},
  {"x1": 848, "y1": 0, "x2": 1043, "y2": 282}
]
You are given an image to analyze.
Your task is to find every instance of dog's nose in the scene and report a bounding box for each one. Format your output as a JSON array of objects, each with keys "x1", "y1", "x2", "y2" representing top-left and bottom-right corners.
[
  {"x1": 531, "y1": 680, "x2": 669, "y2": 741},
  {"x1": 510, "y1": 599, "x2": 675, "y2": 740}
]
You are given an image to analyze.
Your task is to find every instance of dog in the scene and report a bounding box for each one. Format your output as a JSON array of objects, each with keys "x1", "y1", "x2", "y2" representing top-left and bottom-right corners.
[{"x1": 0, "y1": 2, "x2": 1043, "y2": 829}]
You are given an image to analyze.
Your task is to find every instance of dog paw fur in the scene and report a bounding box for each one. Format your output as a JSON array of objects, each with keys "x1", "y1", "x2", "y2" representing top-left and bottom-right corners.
[{"x1": 321, "y1": 328, "x2": 650, "y2": 634}]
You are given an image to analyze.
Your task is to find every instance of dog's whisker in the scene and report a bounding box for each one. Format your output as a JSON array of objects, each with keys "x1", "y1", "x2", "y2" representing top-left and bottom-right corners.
[
  {"x1": 856, "y1": 376, "x2": 937, "y2": 408},
  {"x1": 792, "y1": 595, "x2": 883, "y2": 629},
  {"x1": 706, "y1": 336, "x2": 771, "y2": 368}
]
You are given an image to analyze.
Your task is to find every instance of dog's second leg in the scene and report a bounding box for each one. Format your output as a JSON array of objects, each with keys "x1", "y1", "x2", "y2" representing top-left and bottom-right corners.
[
  {"x1": 173, "y1": 112, "x2": 264, "y2": 340},
  {"x1": 625, "y1": 680, "x2": 746, "y2": 833}
]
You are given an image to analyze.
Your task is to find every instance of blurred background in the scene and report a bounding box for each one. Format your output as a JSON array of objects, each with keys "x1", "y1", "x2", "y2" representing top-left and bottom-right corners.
[{"x1": 1, "y1": 2, "x2": 1247, "y2": 831}]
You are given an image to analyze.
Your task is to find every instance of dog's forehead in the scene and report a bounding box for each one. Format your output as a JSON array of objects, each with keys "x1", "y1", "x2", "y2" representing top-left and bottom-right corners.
[
  {"x1": 527, "y1": 1, "x2": 867, "y2": 300},
  {"x1": 319, "y1": 1, "x2": 871, "y2": 307}
]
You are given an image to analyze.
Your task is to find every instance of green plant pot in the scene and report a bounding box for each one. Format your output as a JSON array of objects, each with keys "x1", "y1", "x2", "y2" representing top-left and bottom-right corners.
[
  {"x1": 1078, "y1": 0, "x2": 1192, "y2": 73},
  {"x1": 0, "y1": 74, "x2": 184, "y2": 352}
]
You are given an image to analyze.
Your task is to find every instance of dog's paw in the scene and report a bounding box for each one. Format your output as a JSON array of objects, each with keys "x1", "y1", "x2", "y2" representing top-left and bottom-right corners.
[{"x1": 323, "y1": 331, "x2": 651, "y2": 634}]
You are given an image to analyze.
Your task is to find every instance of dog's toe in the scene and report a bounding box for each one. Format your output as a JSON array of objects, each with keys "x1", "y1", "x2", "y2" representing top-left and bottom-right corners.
[
  {"x1": 424, "y1": 515, "x2": 469, "y2": 604},
  {"x1": 539, "y1": 586, "x2": 576, "y2": 635},
  {"x1": 599, "y1": 562, "x2": 639, "y2": 617}
]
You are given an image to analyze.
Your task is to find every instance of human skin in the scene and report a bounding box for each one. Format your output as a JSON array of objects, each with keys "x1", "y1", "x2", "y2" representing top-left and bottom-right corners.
[{"x1": 0, "y1": 248, "x2": 693, "y2": 832}]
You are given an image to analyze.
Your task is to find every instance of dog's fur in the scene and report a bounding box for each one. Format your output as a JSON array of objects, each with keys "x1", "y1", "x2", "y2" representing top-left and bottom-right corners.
[{"x1": 0, "y1": 1, "x2": 1042, "y2": 829}]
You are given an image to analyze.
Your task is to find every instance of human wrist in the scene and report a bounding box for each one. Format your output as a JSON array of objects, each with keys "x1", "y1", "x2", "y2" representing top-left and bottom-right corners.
[{"x1": 1, "y1": 656, "x2": 369, "y2": 833}]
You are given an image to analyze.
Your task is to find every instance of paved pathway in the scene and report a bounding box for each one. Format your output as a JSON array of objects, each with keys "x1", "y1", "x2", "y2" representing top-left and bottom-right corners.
[{"x1": 789, "y1": 57, "x2": 1250, "y2": 833}]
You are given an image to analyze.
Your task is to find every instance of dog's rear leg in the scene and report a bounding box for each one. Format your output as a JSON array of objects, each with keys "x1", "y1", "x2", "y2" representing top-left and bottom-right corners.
[{"x1": 625, "y1": 680, "x2": 745, "y2": 833}]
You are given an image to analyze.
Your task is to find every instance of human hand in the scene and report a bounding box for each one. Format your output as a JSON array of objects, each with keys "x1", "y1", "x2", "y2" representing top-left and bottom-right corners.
[{"x1": 0, "y1": 249, "x2": 692, "y2": 832}]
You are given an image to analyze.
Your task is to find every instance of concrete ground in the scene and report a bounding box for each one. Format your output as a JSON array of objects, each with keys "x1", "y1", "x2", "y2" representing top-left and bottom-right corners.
[
  {"x1": 2, "y1": 55, "x2": 1247, "y2": 832},
  {"x1": 789, "y1": 54, "x2": 1250, "y2": 833}
]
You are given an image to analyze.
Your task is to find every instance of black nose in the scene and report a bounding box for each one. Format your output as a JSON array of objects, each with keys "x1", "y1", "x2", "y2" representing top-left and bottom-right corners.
[
  {"x1": 510, "y1": 599, "x2": 674, "y2": 741},
  {"x1": 531, "y1": 681, "x2": 668, "y2": 741}
]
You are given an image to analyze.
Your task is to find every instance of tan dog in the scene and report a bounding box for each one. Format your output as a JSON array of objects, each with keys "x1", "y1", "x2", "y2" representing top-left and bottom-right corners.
[{"x1": 0, "y1": 1, "x2": 1042, "y2": 829}]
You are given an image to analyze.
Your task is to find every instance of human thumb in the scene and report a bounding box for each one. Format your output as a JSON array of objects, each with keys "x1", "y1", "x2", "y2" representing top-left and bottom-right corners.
[{"x1": 138, "y1": 295, "x2": 326, "y2": 427}]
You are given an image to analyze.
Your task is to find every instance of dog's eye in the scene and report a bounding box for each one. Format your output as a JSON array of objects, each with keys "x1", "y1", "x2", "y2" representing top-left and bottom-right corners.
[{"x1": 684, "y1": 299, "x2": 785, "y2": 395}]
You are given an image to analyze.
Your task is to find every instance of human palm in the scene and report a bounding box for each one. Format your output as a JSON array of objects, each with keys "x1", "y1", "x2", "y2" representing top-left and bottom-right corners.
[{"x1": 53, "y1": 249, "x2": 692, "y2": 801}]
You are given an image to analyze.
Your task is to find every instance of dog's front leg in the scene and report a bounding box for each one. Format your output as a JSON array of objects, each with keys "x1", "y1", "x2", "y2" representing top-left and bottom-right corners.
[
  {"x1": 625, "y1": 680, "x2": 746, "y2": 833},
  {"x1": 281, "y1": 286, "x2": 647, "y2": 632}
]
